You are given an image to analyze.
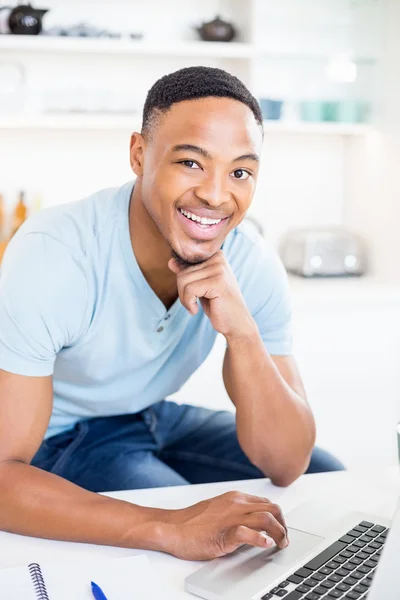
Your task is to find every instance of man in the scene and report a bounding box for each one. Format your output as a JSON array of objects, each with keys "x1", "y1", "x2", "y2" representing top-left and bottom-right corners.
[{"x1": 0, "y1": 66, "x2": 343, "y2": 560}]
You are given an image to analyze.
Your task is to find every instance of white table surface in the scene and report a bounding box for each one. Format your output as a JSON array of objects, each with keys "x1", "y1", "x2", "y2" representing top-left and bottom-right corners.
[{"x1": 0, "y1": 468, "x2": 399, "y2": 599}]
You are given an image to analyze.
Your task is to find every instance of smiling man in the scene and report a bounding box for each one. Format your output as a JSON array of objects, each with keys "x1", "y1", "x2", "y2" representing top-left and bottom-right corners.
[{"x1": 0, "y1": 67, "x2": 343, "y2": 559}]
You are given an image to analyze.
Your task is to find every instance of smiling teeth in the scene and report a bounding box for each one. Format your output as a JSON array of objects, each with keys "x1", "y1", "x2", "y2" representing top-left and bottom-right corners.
[{"x1": 179, "y1": 208, "x2": 222, "y2": 225}]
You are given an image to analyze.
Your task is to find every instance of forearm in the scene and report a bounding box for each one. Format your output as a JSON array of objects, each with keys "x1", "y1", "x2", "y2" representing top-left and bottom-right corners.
[
  {"x1": 0, "y1": 460, "x2": 170, "y2": 550},
  {"x1": 224, "y1": 328, "x2": 316, "y2": 486}
]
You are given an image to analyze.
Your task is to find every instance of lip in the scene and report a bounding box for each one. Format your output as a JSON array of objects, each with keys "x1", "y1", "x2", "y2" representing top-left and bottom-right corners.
[{"x1": 176, "y1": 208, "x2": 229, "y2": 241}]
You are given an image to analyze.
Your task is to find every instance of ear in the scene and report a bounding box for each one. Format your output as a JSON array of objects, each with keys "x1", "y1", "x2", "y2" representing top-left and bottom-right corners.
[{"x1": 130, "y1": 132, "x2": 146, "y2": 176}]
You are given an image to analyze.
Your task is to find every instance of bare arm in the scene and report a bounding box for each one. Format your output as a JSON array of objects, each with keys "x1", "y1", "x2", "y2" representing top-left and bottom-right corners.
[
  {"x1": 223, "y1": 330, "x2": 316, "y2": 487},
  {"x1": 0, "y1": 368, "x2": 289, "y2": 559}
]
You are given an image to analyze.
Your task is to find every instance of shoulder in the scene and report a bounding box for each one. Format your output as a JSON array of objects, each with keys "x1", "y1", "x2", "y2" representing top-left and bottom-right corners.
[
  {"x1": 223, "y1": 219, "x2": 286, "y2": 281},
  {"x1": 12, "y1": 181, "x2": 132, "y2": 261}
]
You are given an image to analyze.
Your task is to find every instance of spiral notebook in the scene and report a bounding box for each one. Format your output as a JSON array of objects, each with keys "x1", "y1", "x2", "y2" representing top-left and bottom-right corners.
[{"x1": 0, "y1": 554, "x2": 171, "y2": 600}]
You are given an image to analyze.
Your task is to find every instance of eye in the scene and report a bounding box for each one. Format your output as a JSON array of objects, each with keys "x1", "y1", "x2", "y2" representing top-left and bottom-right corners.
[
  {"x1": 231, "y1": 169, "x2": 251, "y2": 180},
  {"x1": 179, "y1": 160, "x2": 200, "y2": 169}
]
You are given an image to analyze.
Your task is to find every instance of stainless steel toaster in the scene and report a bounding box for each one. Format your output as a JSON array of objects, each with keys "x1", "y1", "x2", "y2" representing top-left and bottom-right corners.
[{"x1": 279, "y1": 228, "x2": 368, "y2": 277}]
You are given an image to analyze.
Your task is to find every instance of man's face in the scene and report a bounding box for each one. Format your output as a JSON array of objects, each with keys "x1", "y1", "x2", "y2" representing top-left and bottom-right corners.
[{"x1": 133, "y1": 96, "x2": 263, "y2": 266}]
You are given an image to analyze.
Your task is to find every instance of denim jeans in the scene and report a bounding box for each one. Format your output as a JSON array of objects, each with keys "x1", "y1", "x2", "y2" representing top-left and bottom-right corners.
[{"x1": 31, "y1": 400, "x2": 345, "y2": 493}]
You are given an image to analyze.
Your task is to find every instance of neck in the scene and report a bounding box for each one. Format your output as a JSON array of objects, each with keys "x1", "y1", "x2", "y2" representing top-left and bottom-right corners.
[{"x1": 129, "y1": 181, "x2": 178, "y2": 306}]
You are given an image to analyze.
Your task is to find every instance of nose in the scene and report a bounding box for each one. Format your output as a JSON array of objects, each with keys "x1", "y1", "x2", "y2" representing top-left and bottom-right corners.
[{"x1": 194, "y1": 171, "x2": 230, "y2": 207}]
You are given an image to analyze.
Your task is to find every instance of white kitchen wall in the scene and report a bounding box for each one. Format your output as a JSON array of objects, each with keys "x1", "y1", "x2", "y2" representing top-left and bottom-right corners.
[{"x1": 0, "y1": 0, "x2": 382, "y2": 251}]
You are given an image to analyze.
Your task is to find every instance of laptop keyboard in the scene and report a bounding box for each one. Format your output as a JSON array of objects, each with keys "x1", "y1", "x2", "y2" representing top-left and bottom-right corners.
[{"x1": 261, "y1": 521, "x2": 388, "y2": 600}]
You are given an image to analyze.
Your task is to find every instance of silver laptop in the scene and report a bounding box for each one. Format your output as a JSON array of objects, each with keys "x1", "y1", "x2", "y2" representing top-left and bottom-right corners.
[{"x1": 185, "y1": 427, "x2": 400, "y2": 600}]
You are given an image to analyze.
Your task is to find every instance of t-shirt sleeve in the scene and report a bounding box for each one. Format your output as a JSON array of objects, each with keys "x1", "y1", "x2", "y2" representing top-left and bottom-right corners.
[
  {"x1": 0, "y1": 232, "x2": 88, "y2": 376},
  {"x1": 240, "y1": 241, "x2": 293, "y2": 356}
]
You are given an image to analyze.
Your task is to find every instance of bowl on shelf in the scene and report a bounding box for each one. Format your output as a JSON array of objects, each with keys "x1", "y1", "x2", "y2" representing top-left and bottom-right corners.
[
  {"x1": 259, "y1": 98, "x2": 283, "y2": 120},
  {"x1": 337, "y1": 100, "x2": 370, "y2": 123}
]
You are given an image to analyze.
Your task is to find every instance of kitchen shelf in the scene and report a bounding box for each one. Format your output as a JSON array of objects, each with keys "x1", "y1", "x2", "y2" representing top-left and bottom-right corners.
[
  {"x1": 0, "y1": 35, "x2": 255, "y2": 59},
  {"x1": 0, "y1": 114, "x2": 373, "y2": 136}
]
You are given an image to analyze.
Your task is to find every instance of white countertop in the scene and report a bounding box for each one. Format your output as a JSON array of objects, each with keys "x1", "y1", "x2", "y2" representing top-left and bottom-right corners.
[
  {"x1": 0, "y1": 468, "x2": 398, "y2": 598},
  {"x1": 288, "y1": 275, "x2": 400, "y2": 308}
]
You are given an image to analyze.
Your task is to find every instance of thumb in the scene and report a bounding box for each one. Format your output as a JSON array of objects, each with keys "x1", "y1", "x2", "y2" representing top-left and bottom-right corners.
[{"x1": 168, "y1": 258, "x2": 181, "y2": 273}]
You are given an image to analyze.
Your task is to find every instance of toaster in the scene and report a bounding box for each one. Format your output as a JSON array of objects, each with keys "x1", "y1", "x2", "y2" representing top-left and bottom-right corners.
[{"x1": 279, "y1": 228, "x2": 368, "y2": 277}]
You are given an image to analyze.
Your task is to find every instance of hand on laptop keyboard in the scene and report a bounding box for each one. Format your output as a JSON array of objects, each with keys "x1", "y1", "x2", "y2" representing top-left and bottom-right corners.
[{"x1": 158, "y1": 490, "x2": 289, "y2": 560}]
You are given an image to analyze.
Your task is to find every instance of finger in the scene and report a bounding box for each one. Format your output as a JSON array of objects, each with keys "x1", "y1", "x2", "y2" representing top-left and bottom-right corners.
[
  {"x1": 174, "y1": 251, "x2": 225, "y2": 275},
  {"x1": 167, "y1": 258, "x2": 181, "y2": 273},
  {"x1": 230, "y1": 496, "x2": 288, "y2": 535},
  {"x1": 221, "y1": 525, "x2": 275, "y2": 555},
  {"x1": 245, "y1": 502, "x2": 288, "y2": 535},
  {"x1": 242, "y1": 512, "x2": 288, "y2": 549},
  {"x1": 180, "y1": 276, "x2": 221, "y2": 315}
]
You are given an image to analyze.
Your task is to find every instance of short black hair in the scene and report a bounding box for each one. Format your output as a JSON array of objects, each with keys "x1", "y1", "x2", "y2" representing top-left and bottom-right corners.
[{"x1": 141, "y1": 66, "x2": 263, "y2": 137}]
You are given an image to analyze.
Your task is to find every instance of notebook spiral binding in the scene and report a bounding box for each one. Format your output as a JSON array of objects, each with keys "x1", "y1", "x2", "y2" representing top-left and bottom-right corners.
[{"x1": 28, "y1": 563, "x2": 50, "y2": 600}]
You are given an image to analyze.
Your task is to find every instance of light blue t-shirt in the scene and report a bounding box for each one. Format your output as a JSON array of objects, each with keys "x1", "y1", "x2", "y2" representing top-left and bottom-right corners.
[{"x1": 0, "y1": 181, "x2": 292, "y2": 439}]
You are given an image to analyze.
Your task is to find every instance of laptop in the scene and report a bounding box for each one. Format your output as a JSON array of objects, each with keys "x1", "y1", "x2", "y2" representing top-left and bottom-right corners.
[{"x1": 185, "y1": 426, "x2": 400, "y2": 600}]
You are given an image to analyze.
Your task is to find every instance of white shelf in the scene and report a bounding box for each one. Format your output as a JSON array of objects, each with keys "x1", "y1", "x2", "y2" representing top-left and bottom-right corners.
[
  {"x1": 263, "y1": 121, "x2": 372, "y2": 136},
  {"x1": 0, "y1": 114, "x2": 372, "y2": 136},
  {"x1": 0, "y1": 114, "x2": 143, "y2": 131},
  {"x1": 0, "y1": 35, "x2": 255, "y2": 59}
]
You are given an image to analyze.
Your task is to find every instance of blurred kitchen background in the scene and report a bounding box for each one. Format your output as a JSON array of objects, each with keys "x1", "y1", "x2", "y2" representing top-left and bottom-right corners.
[{"x1": 1, "y1": 0, "x2": 400, "y2": 471}]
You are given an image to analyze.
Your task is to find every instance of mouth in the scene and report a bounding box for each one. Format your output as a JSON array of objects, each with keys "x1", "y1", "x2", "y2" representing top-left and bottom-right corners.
[{"x1": 176, "y1": 207, "x2": 230, "y2": 241}]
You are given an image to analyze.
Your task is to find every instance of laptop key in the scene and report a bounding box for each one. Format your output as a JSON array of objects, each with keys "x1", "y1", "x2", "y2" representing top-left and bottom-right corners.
[
  {"x1": 346, "y1": 529, "x2": 362, "y2": 538},
  {"x1": 280, "y1": 592, "x2": 303, "y2": 600},
  {"x1": 304, "y1": 578, "x2": 319, "y2": 588},
  {"x1": 321, "y1": 580, "x2": 335, "y2": 589},
  {"x1": 359, "y1": 535, "x2": 374, "y2": 542},
  {"x1": 261, "y1": 594, "x2": 273, "y2": 600},
  {"x1": 305, "y1": 594, "x2": 320, "y2": 600},
  {"x1": 354, "y1": 584, "x2": 368, "y2": 593},
  {"x1": 304, "y1": 542, "x2": 347, "y2": 570},
  {"x1": 337, "y1": 582, "x2": 351, "y2": 592},
  {"x1": 364, "y1": 559, "x2": 377, "y2": 568},
  {"x1": 339, "y1": 535, "x2": 356, "y2": 544},
  {"x1": 340, "y1": 551, "x2": 353, "y2": 559},
  {"x1": 344, "y1": 591, "x2": 362, "y2": 599},
  {"x1": 336, "y1": 568, "x2": 349, "y2": 577},
  {"x1": 348, "y1": 557, "x2": 363, "y2": 565},
  {"x1": 353, "y1": 525, "x2": 368, "y2": 534},
  {"x1": 369, "y1": 541, "x2": 382, "y2": 549},
  {"x1": 376, "y1": 535, "x2": 386, "y2": 544},
  {"x1": 313, "y1": 586, "x2": 328, "y2": 595},
  {"x1": 362, "y1": 547, "x2": 375, "y2": 555},
  {"x1": 334, "y1": 556, "x2": 347, "y2": 564},
  {"x1": 356, "y1": 552, "x2": 369, "y2": 560},
  {"x1": 357, "y1": 566, "x2": 371, "y2": 574},
  {"x1": 351, "y1": 571, "x2": 365, "y2": 580},
  {"x1": 342, "y1": 563, "x2": 355, "y2": 571},
  {"x1": 279, "y1": 581, "x2": 290, "y2": 588},
  {"x1": 294, "y1": 568, "x2": 313, "y2": 579},
  {"x1": 359, "y1": 521, "x2": 374, "y2": 528},
  {"x1": 270, "y1": 587, "x2": 288, "y2": 596},
  {"x1": 287, "y1": 575, "x2": 303, "y2": 585},
  {"x1": 296, "y1": 585, "x2": 311, "y2": 594},
  {"x1": 328, "y1": 574, "x2": 342, "y2": 583},
  {"x1": 326, "y1": 561, "x2": 341, "y2": 570},
  {"x1": 370, "y1": 525, "x2": 385, "y2": 533},
  {"x1": 318, "y1": 567, "x2": 333, "y2": 576},
  {"x1": 353, "y1": 540, "x2": 366, "y2": 548},
  {"x1": 343, "y1": 577, "x2": 358, "y2": 586},
  {"x1": 327, "y1": 591, "x2": 342, "y2": 599},
  {"x1": 313, "y1": 573, "x2": 326, "y2": 581},
  {"x1": 346, "y1": 546, "x2": 360, "y2": 554}
]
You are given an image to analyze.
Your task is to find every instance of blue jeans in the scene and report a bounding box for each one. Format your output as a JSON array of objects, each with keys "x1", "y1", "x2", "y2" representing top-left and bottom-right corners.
[{"x1": 31, "y1": 400, "x2": 345, "y2": 493}]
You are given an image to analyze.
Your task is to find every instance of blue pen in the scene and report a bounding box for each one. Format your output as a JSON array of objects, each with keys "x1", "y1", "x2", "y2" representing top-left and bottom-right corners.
[{"x1": 91, "y1": 580, "x2": 109, "y2": 600}]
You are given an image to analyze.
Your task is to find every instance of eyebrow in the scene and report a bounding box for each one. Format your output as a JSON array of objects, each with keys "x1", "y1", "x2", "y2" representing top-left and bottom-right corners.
[{"x1": 171, "y1": 144, "x2": 259, "y2": 163}]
